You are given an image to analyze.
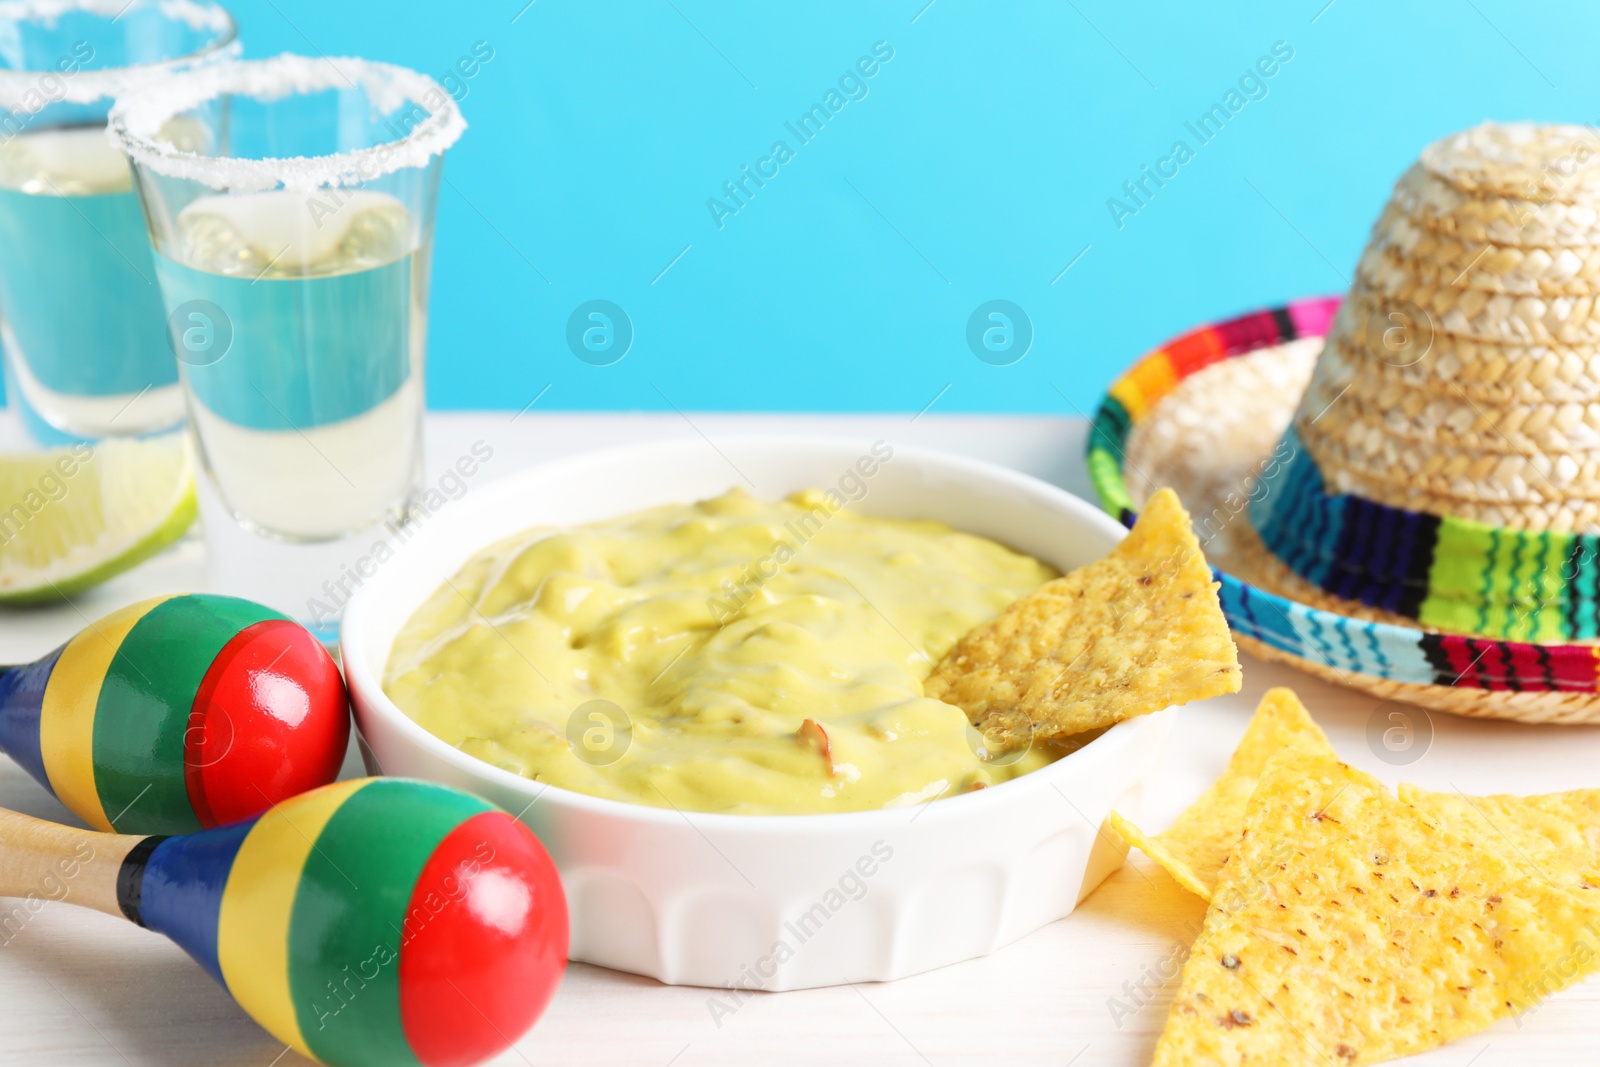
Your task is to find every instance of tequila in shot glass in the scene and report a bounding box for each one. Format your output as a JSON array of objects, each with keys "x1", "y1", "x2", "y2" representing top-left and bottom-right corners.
[
  {"x1": 108, "y1": 56, "x2": 465, "y2": 635},
  {"x1": 0, "y1": 0, "x2": 237, "y2": 444}
]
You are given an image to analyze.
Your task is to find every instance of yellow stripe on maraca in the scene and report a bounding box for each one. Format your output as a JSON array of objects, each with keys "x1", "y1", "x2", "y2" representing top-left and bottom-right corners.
[
  {"x1": 217, "y1": 778, "x2": 372, "y2": 1060},
  {"x1": 38, "y1": 596, "x2": 171, "y2": 831}
]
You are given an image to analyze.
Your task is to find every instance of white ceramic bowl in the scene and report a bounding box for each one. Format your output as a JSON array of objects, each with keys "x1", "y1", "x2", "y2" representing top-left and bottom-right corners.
[{"x1": 342, "y1": 437, "x2": 1173, "y2": 991}]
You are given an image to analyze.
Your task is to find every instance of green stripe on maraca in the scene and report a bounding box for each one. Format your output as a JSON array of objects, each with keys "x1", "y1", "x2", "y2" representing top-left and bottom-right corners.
[
  {"x1": 94, "y1": 595, "x2": 283, "y2": 833},
  {"x1": 289, "y1": 780, "x2": 494, "y2": 1066}
]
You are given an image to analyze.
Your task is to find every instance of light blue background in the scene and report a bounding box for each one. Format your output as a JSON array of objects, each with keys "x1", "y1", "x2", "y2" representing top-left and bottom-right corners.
[{"x1": 223, "y1": 0, "x2": 1593, "y2": 414}]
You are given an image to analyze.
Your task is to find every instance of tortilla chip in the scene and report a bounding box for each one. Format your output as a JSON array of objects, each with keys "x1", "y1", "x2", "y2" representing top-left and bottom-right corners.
[
  {"x1": 1152, "y1": 750, "x2": 1600, "y2": 1066},
  {"x1": 1401, "y1": 784, "x2": 1600, "y2": 891},
  {"x1": 1111, "y1": 688, "x2": 1333, "y2": 900},
  {"x1": 925, "y1": 487, "x2": 1240, "y2": 745}
]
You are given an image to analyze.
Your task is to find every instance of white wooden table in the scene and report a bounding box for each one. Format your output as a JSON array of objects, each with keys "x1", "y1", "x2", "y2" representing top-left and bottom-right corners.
[{"x1": 2, "y1": 413, "x2": 1598, "y2": 1067}]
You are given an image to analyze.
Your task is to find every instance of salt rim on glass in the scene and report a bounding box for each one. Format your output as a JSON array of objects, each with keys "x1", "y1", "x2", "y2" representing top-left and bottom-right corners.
[
  {"x1": 0, "y1": 0, "x2": 239, "y2": 110},
  {"x1": 107, "y1": 53, "x2": 467, "y2": 192}
]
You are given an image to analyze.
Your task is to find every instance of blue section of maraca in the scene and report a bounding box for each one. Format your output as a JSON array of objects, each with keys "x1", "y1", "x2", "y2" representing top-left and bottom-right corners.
[
  {"x1": 0, "y1": 643, "x2": 61, "y2": 793},
  {"x1": 140, "y1": 817, "x2": 257, "y2": 984}
]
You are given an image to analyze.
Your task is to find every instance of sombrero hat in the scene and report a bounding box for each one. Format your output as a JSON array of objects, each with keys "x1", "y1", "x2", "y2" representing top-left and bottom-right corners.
[{"x1": 1088, "y1": 122, "x2": 1600, "y2": 724}]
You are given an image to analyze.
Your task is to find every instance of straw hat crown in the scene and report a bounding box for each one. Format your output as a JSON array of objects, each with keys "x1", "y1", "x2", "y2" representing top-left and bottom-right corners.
[
  {"x1": 1251, "y1": 122, "x2": 1600, "y2": 642},
  {"x1": 1091, "y1": 123, "x2": 1600, "y2": 718}
]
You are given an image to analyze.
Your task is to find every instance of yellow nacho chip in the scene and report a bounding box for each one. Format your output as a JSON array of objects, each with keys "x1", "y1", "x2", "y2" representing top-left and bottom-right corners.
[
  {"x1": 924, "y1": 487, "x2": 1240, "y2": 745},
  {"x1": 1152, "y1": 750, "x2": 1600, "y2": 1067},
  {"x1": 1111, "y1": 688, "x2": 1333, "y2": 900},
  {"x1": 1401, "y1": 784, "x2": 1600, "y2": 891}
]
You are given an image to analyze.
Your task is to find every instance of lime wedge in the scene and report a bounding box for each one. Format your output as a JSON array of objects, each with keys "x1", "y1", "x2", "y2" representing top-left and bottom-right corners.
[{"x1": 0, "y1": 437, "x2": 196, "y2": 603}]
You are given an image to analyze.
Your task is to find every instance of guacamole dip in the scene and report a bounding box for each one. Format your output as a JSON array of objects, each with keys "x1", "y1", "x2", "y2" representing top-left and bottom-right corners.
[{"x1": 384, "y1": 486, "x2": 1062, "y2": 815}]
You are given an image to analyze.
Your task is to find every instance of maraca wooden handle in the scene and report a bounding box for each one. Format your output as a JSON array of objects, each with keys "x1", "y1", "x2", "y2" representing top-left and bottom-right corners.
[{"x1": 0, "y1": 808, "x2": 144, "y2": 920}]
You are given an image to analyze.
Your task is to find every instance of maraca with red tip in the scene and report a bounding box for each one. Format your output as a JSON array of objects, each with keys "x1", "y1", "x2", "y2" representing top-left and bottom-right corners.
[
  {"x1": 0, "y1": 777, "x2": 568, "y2": 1067},
  {"x1": 0, "y1": 594, "x2": 349, "y2": 834}
]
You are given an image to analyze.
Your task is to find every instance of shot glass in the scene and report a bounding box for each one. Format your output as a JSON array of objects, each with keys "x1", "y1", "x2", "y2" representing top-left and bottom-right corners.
[
  {"x1": 0, "y1": 0, "x2": 237, "y2": 445},
  {"x1": 108, "y1": 55, "x2": 465, "y2": 637}
]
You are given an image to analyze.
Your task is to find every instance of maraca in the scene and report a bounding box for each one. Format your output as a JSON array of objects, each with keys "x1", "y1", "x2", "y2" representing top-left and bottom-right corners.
[
  {"x1": 0, "y1": 594, "x2": 349, "y2": 835},
  {"x1": 0, "y1": 777, "x2": 568, "y2": 1067}
]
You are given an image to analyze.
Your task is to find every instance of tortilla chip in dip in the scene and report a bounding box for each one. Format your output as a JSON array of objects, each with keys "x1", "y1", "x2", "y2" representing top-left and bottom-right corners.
[
  {"x1": 925, "y1": 487, "x2": 1240, "y2": 747},
  {"x1": 1110, "y1": 687, "x2": 1332, "y2": 900},
  {"x1": 1151, "y1": 749, "x2": 1600, "y2": 1066}
]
